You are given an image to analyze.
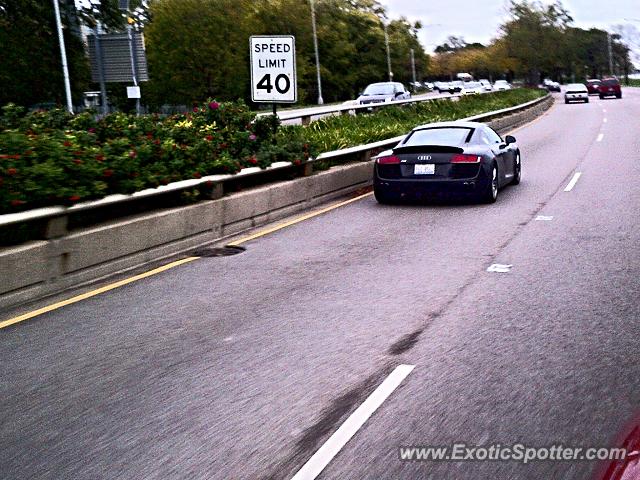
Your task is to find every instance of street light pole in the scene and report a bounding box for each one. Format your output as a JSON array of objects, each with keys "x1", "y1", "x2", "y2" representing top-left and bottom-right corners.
[
  {"x1": 309, "y1": 0, "x2": 324, "y2": 105},
  {"x1": 383, "y1": 22, "x2": 393, "y2": 81},
  {"x1": 410, "y1": 48, "x2": 417, "y2": 84},
  {"x1": 52, "y1": 0, "x2": 73, "y2": 113},
  {"x1": 608, "y1": 32, "x2": 614, "y2": 75}
]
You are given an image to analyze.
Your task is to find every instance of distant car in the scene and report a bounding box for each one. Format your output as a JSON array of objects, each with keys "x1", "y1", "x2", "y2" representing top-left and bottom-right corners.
[
  {"x1": 564, "y1": 83, "x2": 589, "y2": 103},
  {"x1": 599, "y1": 77, "x2": 622, "y2": 99},
  {"x1": 461, "y1": 81, "x2": 483, "y2": 95},
  {"x1": 479, "y1": 79, "x2": 493, "y2": 91},
  {"x1": 547, "y1": 81, "x2": 561, "y2": 92},
  {"x1": 373, "y1": 121, "x2": 521, "y2": 204},
  {"x1": 494, "y1": 80, "x2": 512, "y2": 91},
  {"x1": 435, "y1": 81, "x2": 451, "y2": 93},
  {"x1": 585, "y1": 79, "x2": 602, "y2": 95},
  {"x1": 423, "y1": 82, "x2": 434, "y2": 90},
  {"x1": 449, "y1": 81, "x2": 464, "y2": 93},
  {"x1": 357, "y1": 82, "x2": 411, "y2": 105}
]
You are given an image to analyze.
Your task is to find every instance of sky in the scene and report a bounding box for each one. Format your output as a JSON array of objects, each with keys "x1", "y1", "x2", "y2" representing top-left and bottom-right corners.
[{"x1": 377, "y1": 0, "x2": 640, "y2": 64}]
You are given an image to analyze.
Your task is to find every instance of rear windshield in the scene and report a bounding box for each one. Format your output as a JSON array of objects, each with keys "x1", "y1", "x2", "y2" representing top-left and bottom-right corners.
[
  {"x1": 602, "y1": 79, "x2": 619, "y2": 86},
  {"x1": 403, "y1": 127, "x2": 472, "y2": 146},
  {"x1": 363, "y1": 83, "x2": 395, "y2": 95}
]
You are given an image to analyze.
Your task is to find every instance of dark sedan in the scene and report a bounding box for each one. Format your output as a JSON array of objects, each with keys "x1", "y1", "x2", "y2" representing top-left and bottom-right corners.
[{"x1": 373, "y1": 121, "x2": 521, "y2": 203}]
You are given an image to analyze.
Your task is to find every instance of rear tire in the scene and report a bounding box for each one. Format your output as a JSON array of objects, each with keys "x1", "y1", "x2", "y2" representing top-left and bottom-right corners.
[
  {"x1": 374, "y1": 187, "x2": 394, "y2": 205},
  {"x1": 511, "y1": 153, "x2": 521, "y2": 185},
  {"x1": 616, "y1": 93, "x2": 622, "y2": 99},
  {"x1": 599, "y1": 94, "x2": 604, "y2": 99},
  {"x1": 564, "y1": 99, "x2": 569, "y2": 104},
  {"x1": 585, "y1": 98, "x2": 589, "y2": 103},
  {"x1": 479, "y1": 164, "x2": 498, "y2": 204}
]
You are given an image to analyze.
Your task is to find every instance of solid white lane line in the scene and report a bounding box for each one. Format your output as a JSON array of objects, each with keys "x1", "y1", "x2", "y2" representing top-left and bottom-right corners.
[
  {"x1": 564, "y1": 172, "x2": 582, "y2": 192},
  {"x1": 290, "y1": 364, "x2": 415, "y2": 480},
  {"x1": 597, "y1": 133, "x2": 604, "y2": 142}
]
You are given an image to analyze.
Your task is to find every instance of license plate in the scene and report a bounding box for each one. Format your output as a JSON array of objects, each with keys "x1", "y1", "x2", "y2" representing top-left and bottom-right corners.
[{"x1": 414, "y1": 164, "x2": 435, "y2": 175}]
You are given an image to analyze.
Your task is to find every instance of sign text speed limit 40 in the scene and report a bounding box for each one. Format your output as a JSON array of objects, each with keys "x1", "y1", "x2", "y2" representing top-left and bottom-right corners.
[{"x1": 250, "y1": 36, "x2": 297, "y2": 103}]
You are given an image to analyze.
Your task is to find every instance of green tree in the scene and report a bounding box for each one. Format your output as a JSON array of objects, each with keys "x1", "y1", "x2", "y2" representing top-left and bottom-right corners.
[
  {"x1": 144, "y1": 0, "x2": 260, "y2": 105},
  {"x1": 0, "y1": 0, "x2": 90, "y2": 106}
]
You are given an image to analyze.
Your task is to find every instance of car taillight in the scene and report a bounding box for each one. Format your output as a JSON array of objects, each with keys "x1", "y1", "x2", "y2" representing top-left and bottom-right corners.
[
  {"x1": 451, "y1": 154, "x2": 481, "y2": 163},
  {"x1": 376, "y1": 155, "x2": 400, "y2": 164}
]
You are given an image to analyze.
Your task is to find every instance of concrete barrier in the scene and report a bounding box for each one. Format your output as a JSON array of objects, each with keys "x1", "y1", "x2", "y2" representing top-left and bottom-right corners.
[{"x1": 0, "y1": 95, "x2": 553, "y2": 312}]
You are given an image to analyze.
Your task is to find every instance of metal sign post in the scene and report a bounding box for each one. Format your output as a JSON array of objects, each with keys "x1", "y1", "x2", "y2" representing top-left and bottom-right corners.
[{"x1": 250, "y1": 35, "x2": 297, "y2": 143}]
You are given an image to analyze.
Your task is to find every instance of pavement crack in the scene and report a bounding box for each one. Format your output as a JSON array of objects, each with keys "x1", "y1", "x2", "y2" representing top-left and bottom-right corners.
[{"x1": 388, "y1": 328, "x2": 424, "y2": 355}]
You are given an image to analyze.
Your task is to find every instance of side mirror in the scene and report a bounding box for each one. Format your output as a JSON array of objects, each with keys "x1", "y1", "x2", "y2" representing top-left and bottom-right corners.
[
  {"x1": 358, "y1": 92, "x2": 363, "y2": 97},
  {"x1": 505, "y1": 135, "x2": 516, "y2": 145}
]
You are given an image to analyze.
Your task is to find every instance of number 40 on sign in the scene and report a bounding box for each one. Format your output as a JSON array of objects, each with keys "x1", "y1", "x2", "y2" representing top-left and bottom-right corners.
[{"x1": 250, "y1": 35, "x2": 297, "y2": 103}]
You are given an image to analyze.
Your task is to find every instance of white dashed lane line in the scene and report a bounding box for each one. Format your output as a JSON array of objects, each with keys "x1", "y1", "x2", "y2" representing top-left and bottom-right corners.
[
  {"x1": 564, "y1": 172, "x2": 582, "y2": 192},
  {"x1": 597, "y1": 133, "x2": 604, "y2": 142},
  {"x1": 290, "y1": 364, "x2": 415, "y2": 480}
]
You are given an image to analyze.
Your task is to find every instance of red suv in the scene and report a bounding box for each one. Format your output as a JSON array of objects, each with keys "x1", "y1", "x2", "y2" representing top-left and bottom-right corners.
[
  {"x1": 585, "y1": 79, "x2": 601, "y2": 95},
  {"x1": 599, "y1": 77, "x2": 622, "y2": 99}
]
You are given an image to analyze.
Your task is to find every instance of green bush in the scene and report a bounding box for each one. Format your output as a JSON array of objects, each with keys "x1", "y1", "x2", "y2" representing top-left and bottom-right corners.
[{"x1": 0, "y1": 100, "x2": 307, "y2": 213}]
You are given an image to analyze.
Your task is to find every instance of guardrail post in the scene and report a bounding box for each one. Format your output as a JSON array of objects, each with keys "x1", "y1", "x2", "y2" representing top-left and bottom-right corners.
[
  {"x1": 45, "y1": 215, "x2": 68, "y2": 239},
  {"x1": 203, "y1": 181, "x2": 224, "y2": 200},
  {"x1": 301, "y1": 115, "x2": 311, "y2": 126},
  {"x1": 302, "y1": 162, "x2": 313, "y2": 176}
]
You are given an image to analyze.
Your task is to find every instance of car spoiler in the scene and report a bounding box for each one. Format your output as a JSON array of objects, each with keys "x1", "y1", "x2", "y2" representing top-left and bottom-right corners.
[{"x1": 393, "y1": 145, "x2": 464, "y2": 154}]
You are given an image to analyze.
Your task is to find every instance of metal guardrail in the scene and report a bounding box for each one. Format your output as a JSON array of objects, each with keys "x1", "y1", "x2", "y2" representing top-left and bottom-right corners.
[
  {"x1": 259, "y1": 91, "x2": 462, "y2": 125},
  {"x1": 0, "y1": 93, "x2": 550, "y2": 230}
]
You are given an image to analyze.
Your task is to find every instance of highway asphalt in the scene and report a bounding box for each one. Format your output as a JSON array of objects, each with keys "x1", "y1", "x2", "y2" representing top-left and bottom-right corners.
[{"x1": 1, "y1": 88, "x2": 639, "y2": 480}]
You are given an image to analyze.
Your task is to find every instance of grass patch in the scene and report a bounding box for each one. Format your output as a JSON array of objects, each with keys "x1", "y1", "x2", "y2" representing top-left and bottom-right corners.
[{"x1": 279, "y1": 88, "x2": 546, "y2": 154}]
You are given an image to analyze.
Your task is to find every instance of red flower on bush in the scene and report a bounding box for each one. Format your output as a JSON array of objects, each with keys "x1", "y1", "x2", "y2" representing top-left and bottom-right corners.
[
  {"x1": 193, "y1": 172, "x2": 202, "y2": 179},
  {"x1": 103, "y1": 169, "x2": 113, "y2": 178},
  {"x1": 209, "y1": 101, "x2": 220, "y2": 110},
  {"x1": 88, "y1": 128, "x2": 96, "y2": 133},
  {"x1": 6, "y1": 168, "x2": 17, "y2": 175},
  {"x1": 10, "y1": 199, "x2": 25, "y2": 206},
  {"x1": 73, "y1": 159, "x2": 83, "y2": 165},
  {"x1": 293, "y1": 159, "x2": 301, "y2": 166},
  {"x1": 249, "y1": 134, "x2": 257, "y2": 141},
  {"x1": 63, "y1": 141, "x2": 72, "y2": 147},
  {"x1": 129, "y1": 150, "x2": 137, "y2": 158},
  {"x1": 154, "y1": 139, "x2": 161, "y2": 145},
  {"x1": 69, "y1": 195, "x2": 81, "y2": 202},
  {"x1": 206, "y1": 135, "x2": 214, "y2": 141},
  {"x1": 96, "y1": 154, "x2": 105, "y2": 162},
  {"x1": 248, "y1": 156, "x2": 258, "y2": 165}
]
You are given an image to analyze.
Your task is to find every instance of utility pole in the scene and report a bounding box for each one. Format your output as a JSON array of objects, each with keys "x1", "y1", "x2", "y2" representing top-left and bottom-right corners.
[
  {"x1": 52, "y1": 0, "x2": 73, "y2": 113},
  {"x1": 608, "y1": 32, "x2": 614, "y2": 75},
  {"x1": 309, "y1": 0, "x2": 323, "y2": 105}
]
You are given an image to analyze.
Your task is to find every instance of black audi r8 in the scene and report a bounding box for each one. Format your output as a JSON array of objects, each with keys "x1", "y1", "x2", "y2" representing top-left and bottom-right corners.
[{"x1": 373, "y1": 121, "x2": 521, "y2": 203}]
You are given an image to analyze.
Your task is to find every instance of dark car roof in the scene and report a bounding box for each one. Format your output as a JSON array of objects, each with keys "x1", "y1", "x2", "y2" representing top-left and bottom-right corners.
[{"x1": 412, "y1": 121, "x2": 487, "y2": 131}]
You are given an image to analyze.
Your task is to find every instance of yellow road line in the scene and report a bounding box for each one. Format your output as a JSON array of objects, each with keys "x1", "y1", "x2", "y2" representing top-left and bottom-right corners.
[
  {"x1": 228, "y1": 191, "x2": 373, "y2": 246},
  {"x1": 0, "y1": 257, "x2": 199, "y2": 330}
]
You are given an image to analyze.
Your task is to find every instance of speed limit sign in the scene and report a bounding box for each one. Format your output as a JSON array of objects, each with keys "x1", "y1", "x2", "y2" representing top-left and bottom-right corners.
[{"x1": 250, "y1": 35, "x2": 297, "y2": 103}]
